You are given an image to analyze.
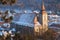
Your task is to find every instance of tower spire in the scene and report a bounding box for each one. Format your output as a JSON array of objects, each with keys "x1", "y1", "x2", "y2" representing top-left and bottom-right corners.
[{"x1": 41, "y1": 0, "x2": 45, "y2": 11}]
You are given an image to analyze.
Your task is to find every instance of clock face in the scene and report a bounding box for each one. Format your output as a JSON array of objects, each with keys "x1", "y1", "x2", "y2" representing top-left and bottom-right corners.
[{"x1": 34, "y1": 26, "x2": 39, "y2": 32}]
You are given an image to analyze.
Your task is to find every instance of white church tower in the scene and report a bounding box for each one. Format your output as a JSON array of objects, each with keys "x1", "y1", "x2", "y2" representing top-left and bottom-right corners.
[
  {"x1": 41, "y1": 0, "x2": 48, "y2": 32},
  {"x1": 34, "y1": 0, "x2": 48, "y2": 35}
]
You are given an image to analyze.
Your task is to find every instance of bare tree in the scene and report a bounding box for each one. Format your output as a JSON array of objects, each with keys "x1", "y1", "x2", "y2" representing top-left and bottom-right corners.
[{"x1": 0, "y1": 0, "x2": 16, "y2": 5}]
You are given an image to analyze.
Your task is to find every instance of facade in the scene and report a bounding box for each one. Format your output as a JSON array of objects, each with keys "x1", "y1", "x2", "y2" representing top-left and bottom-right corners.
[{"x1": 34, "y1": 16, "x2": 42, "y2": 35}]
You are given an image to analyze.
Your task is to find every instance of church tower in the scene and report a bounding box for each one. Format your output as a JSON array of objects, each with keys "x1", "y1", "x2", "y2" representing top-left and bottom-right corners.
[
  {"x1": 41, "y1": 0, "x2": 48, "y2": 32},
  {"x1": 34, "y1": 0, "x2": 48, "y2": 36}
]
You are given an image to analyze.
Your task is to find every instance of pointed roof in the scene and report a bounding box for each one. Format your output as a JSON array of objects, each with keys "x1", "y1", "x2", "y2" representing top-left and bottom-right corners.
[
  {"x1": 34, "y1": 16, "x2": 38, "y2": 24},
  {"x1": 41, "y1": 0, "x2": 45, "y2": 11}
]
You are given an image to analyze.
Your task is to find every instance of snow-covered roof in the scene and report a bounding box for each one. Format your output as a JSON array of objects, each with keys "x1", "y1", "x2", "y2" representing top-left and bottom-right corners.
[{"x1": 13, "y1": 13, "x2": 36, "y2": 27}]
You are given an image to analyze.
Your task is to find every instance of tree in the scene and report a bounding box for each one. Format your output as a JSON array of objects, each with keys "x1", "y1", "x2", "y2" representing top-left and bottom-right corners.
[
  {"x1": 0, "y1": 0, "x2": 16, "y2": 5},
  {"x1": 10, "y1": 0, "x2": 16, "y2": 5},
  {"x1": 2, "y1": 10, "x2": 13, "y2": 23}
]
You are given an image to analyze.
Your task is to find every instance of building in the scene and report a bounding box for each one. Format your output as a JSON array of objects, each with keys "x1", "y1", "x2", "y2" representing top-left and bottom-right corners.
[{"x1": 34, "y1": 0, "x2": 48, "y2": 35}]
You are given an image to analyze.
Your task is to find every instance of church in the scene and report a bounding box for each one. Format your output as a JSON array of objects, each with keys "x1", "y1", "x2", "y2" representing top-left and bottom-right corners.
[{"x1": 33, "y1": 0, "x2": 48, "y2": 35}]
